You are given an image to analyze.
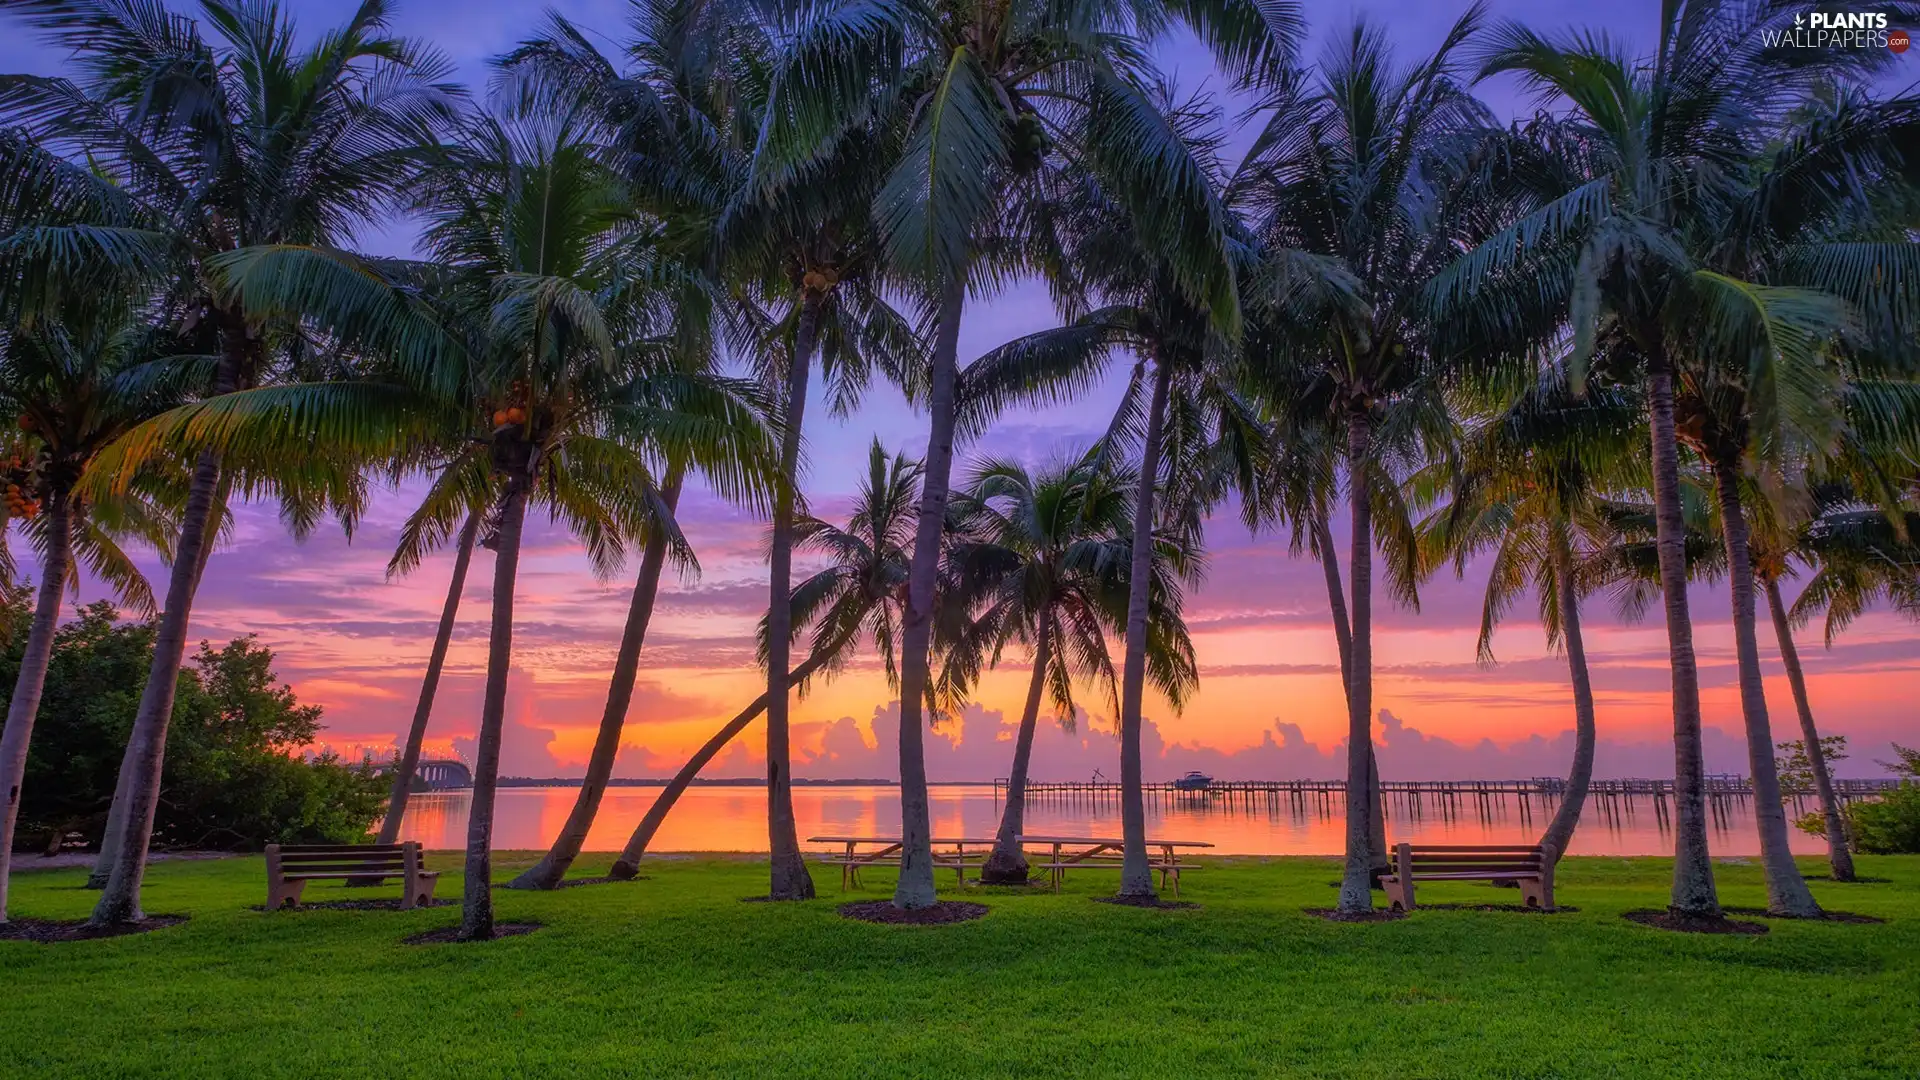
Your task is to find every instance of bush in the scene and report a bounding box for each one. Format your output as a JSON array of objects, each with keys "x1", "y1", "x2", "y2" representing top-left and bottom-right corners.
[
  {"x1": 1, "y1": 598, "x2": 386, "y2": 852},
  {"x1": 1846, "y1": 784, "x2": 1920, "y2": 855}
]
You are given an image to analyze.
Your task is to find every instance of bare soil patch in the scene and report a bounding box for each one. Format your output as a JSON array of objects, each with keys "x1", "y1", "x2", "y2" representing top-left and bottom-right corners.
[
  {"x1": 1305, "y1": 907, "x2": 1408, "y2": 923},
  {"x1": 838, "y1": 900, "x2": 989, "y2": 925},
  {"x1": 1623, "y1": 909, "x2": 1769, "y2": 934},
  {"x1": 1723, "y1": 906, "x2": 1885, "y2": 924},
  {"x1": 0, "y1": 914, "x2": 188, "y2": 942},
  {"x1": 1094, "y1": 895, "x2": 1200, "y2": 910},
  {"x1": 401, "y1": 922, "x2": 543, "y2": 945}
]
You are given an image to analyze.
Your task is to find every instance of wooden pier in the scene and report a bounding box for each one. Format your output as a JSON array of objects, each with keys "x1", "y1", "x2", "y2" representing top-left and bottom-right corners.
[{"x1": 995, "y1": 777, "x2": 1906, "y2": 829}]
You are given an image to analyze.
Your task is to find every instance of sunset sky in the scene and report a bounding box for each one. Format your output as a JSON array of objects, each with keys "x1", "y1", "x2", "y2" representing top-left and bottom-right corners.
[{"x1": 9, "y1": 0, "x2": 1916, "y2": 781}]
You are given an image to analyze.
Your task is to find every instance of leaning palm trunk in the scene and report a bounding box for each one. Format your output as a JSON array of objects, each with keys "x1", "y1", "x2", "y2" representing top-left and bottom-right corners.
[
  {"x1": 1763, "y1": 577, "x2": 1854, "y2": 882},
  {"x1": 88, "y1": 451, "x2": 224, "y2": 926},
  {"x1": 509, "y1": 469, "x2": 685, "y2": 890},
  {"x1": 893, "y1": 277, "x2": 966, "y2": 911},
  {"x1": 1118, "y1": 357, "x2": 1174, "y2": 900},
  {"x1": 86, "y1": 469, "x2": 225, "y2": 890},
  {"x1": 1646, "y1": 354, "x2": 1720, "y2": 917},
  {"x1": 608, "y1": 637, "x2": 851, "y2": 879},
  {"x1": 1335, "y1": 407, "x2": 1376, "y2": 914},
  {"x1": 766, "y1": 297, "x2": 824, "y2": 902},
  {"x1": 1710, "y1": 461, "x2": 1821, "y2": 917},
  {"x1": 374, "y1": 512, "x2": 481, "y2": 847},
  {"x1": 1314, "y1": 515, "x2": 1386, "y2": 880},
  {"x1": 457, "y1": 477, "x2": 531, "y2": 941},
  {"x1": 983, "y1": 614, "x2": 1052, "y2": 885},
  {"x1": 1540, "y1": 526, "x2": 1595, "y2": 864},
  {"x1": 0, "y1": 491, "x2": 72, "y2": 923}
]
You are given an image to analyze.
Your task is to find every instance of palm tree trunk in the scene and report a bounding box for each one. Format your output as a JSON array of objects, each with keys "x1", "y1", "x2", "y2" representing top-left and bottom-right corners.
[
  {"x1": 1118, "y1": 356, "x2": 1174, "y2": 900},
  {"x1": 0, "y1": 490, "x2": 72, "y2": 923},
  {"x1": 1710, "y1": 460, "x2": 1821, "y2": 917},
  {"x1": 893, "y1": 275, "x2": 966, "y2": 911},
  {"x1": 509, "y1": 467, "x2": 685, "y2": 890},
  {"x1": 983, "y1": 612, "x2": 1051, "y2": 885},
  {"x1": 1315, "y1": 514, "x2": 1386, "y2": 880},
  {"x1": 457, "y1": 476, "x2": 530, "y2": 941},
  {"x1": 767, "y1": 295, "x2": 824, "y2": 902},
  {"x1": 88, "y1": 450, "x2": 224, "y2": 926},
  {"x1": 1764, "y1": 577, "x2": 1854, "y2": 882},
  {"x1": 610, "y1": 636, "x2": 851, "y2": 879},
  {"x1": 374, "y1": 512, "x2": 480, "y2": 847},
  {"x1": 1336, "y1": 407, "x2": 1376, "y2": 914},
  {"x1": 1540, "y1": 524, "x2": 1595, "y2": 864},
  {"x1": 1646, "y1": 353, "x2": 1720, "y2": 918},
  {"x1": 88, "y1": 332, "x2": 244, "y2": 900},
  {"x1": 86, "y1": 471, "x2": 226, "y2": 890}
]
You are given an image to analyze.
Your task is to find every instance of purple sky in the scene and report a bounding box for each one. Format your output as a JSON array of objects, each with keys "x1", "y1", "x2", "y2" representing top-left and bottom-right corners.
[{"x1": 9, "y1": 2, "x2": 1918, "y2": 782}]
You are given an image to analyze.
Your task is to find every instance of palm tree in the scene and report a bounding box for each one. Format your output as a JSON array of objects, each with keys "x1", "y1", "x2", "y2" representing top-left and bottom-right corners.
[
  {"x1": 106, "y1": 98, "x2": 774, "y2": 938},
  {"x1": 1751, "y1": 492, "x2": 1920, "y2": 882},
  {"x1": 942, "y1": 451, "x2": 1199, "y2": 884},
  {"x1": 763, "y1": 0, "x2": 1273, "y2": 909},
  {"x1": 1418, "y1": 367, "x2": 1646, "y2": 864},
  {"x1": 503, "y1": 4, "x2": 922, "y2": 899},
  {"x1": 0, "y1": 0, "x2": 460, "y2": 923},
  {"x1": 0, "y1": 290, "x2": 185, "y2": 922},
  {"x1": 1446, "y1": 0, "x2": 1918, "y2": 918},
  {"x1": 1232, "y1": 9, "x2": 1499, "y2": 913},
  {"x1": 371, "y1": 509, "x2": 479, "y2": 847},
  {"x1": 609, "y1": 439, "x2": 921, "y2": 878}
]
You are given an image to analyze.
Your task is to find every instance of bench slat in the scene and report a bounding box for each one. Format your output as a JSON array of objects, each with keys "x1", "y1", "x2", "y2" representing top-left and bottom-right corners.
[
  {"x1": 282, "y1": 864, "x2": 439, "y2": 876},
  {"x1": 277, "y1": 865, "x2": 409, "y2": 876},
  {"x1": 1404, "y1": 843, "x2": 1544, "y2": 850},
  {"x1": 1404, "y1": 861, "x2": 1542, "y2": 872},
  {"x1": 276, "y1": 845, "x2": 409, "y2": 854},
  {"x1": 1382, "y1": 864, "x2": 1543, "y2": 876}
]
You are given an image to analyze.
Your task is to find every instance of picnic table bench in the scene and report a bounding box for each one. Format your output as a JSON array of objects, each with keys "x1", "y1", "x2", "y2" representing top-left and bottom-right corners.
[
  {"x1": 1016, "y1": 836, "x2": 1213, "y2": 897},
  {"x1": 265, "y1": 842, "x2": 440, "y2": 910},
  {"x1": 1380, "y1": 842, "x2": 1557, "y2": 912},
  {"x1": 807, "y1": 836, "x2": 1000, "y2": 891}
]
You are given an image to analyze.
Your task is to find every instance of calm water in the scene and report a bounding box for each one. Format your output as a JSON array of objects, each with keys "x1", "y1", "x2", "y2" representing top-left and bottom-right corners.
[{"x1": 395, "y1": 784, "x2": 1831, "y2": 857}]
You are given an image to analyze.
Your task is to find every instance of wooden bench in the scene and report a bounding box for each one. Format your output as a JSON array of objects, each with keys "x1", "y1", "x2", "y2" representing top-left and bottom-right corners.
[
  {"x1": 807, "y1": 837, "x2": 997, "y2": 891},
  {"x1": 1018, "y1": 836, "x2": 1213, "y2": 898},
  {"x1": 265, "y1": 842, "x2": 440, "y2": 910},
  {"x1": 1380, "y1": 842, "x2": 1557, "y2": 912}
]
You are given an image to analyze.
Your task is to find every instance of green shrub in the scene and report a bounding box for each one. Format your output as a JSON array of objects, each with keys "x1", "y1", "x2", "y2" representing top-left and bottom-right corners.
[
  {"x1": 1, "y1": 598, "x2": 386, "y2": 852},
  {"x1": 1847, "y1": 785, "x2": 1920, "y2": 854}
]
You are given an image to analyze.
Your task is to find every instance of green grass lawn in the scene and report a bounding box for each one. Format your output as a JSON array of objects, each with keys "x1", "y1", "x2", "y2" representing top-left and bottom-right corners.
[{"x1": 2, "y1": 852, "x2": 1915, "y2": 1078}]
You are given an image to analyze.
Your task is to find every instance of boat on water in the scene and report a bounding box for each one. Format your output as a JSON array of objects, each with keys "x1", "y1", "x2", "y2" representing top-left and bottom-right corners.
[{"x1": 1173, "y1": 770, "x2": 1214, "y2": 792}]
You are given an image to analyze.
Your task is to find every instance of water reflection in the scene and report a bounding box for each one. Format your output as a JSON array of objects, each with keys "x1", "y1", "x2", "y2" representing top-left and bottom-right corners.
[{"x1": 395, "y1": 784, "x2": 1830, "y2": 857}]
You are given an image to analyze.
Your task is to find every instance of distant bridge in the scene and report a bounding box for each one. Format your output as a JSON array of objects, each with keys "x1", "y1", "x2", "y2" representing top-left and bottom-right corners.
[{"x1": 415, "y1": 759, "x2": 473, "y2": 790}]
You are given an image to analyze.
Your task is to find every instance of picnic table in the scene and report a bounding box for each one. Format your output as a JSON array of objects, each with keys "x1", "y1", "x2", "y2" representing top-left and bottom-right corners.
[
  {"x1": 807, "y1": 836, "x2": 1001, "y2": 891},
  {"x1": 1016, "y1": 835, "x2": 1214, "y2": 897}
]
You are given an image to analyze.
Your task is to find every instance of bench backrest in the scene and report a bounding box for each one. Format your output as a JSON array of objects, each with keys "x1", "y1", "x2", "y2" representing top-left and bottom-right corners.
[
  {"x1": 1399, "y1": 843, "x2": 1547, "y2": 873},
  {"x1": 266, "y1": 843, "x2": 419, "y2": 875}
]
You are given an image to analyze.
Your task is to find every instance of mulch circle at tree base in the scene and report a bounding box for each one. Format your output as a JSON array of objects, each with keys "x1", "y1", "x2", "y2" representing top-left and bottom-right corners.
[
  {"x1": 1304, "y1": 907, "x2": 1408, "y2": 923},
  {"x1": 1623, "y1": 909, "x2": 1768, "y2": 934},
  {"x1": 1095, "y1": 896, "x2": 1199, "y2": 911},
  {"x1": 402, "y1": 923, "x2": 543, "y2": 945},
  {"x1": 0, "y1": 915, "x2": 188, "y2": 942},
  {"x1": 1723, "y1": 906, "x2": 1885, "y2": 924},
  {"x1": 838, "y1": 900, "x2": 989, "y2": 925}
]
